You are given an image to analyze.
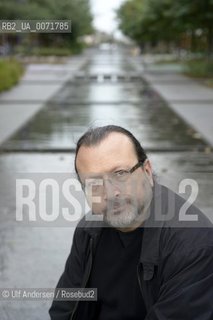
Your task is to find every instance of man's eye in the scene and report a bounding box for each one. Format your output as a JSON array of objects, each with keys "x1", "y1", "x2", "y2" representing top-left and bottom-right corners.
[{"x1": 114, "y1": 170, "x2": 128, "y2": 177}]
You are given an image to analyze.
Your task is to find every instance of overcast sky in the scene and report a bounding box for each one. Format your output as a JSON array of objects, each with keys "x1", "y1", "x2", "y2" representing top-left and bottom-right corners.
[{"x1": 90, "y1": 0, "x2": 126, "y2": 35}]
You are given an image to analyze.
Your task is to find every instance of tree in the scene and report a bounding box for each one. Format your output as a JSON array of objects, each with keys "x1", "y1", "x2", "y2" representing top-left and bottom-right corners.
[
  {"x1": 171, "y1": 0, "x2": 213, "y2": 57},
  {"x1": 0, "y1": 0, "x2": 93, "y2": 50},
  {"x1": 117, "y1": 0, "x2": 213, "y2": 57},
  {"x1": 117, "y1": 0, "x2": 182, "y2": 50},
  {"x1": 117, "y1": 0, "x2": 145, "y2": 48}
]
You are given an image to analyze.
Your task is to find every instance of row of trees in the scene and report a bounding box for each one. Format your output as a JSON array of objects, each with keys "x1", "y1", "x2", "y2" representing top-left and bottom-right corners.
[
  {"x1": 0, "y1": 0, "x2": 93, "y2": 52},
  {"x1": 117, "y1": 0, "x2": 213, "y2": 57}
]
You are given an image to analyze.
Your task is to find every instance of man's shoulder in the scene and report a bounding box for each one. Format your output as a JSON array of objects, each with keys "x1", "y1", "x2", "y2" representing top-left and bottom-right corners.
[
  {"x1": 154, "y1": 183, "x2": 212, "y2": 227},
  {"x1": 152, "y1": 184, "x2": 213, "y2": 254}
]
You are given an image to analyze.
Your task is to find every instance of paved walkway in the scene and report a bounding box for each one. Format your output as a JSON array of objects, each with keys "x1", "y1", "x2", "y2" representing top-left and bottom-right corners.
[
  {"x1": 0, "y1": 54, "x2": 88, "y2": 145},
  {"x1": 133, "y1": 55, "x2": 213, "y2": 148},
  {"x1": 1, "y1": 52, "x2": 213, "y2": 149}
]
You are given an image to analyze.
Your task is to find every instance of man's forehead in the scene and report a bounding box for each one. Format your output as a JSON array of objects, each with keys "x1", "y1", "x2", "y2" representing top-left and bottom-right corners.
[
  {"x1": 76, "y1": 132, "x2": 137, "y2": 172},
  {"x1": 81, "y1": 132, "x2": 135, "y2": 152}
]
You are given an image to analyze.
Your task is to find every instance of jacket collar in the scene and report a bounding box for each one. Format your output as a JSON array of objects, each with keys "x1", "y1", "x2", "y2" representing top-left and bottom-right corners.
[{"x1": 140, "y1": 182, "x2": 165, "y2": 265}]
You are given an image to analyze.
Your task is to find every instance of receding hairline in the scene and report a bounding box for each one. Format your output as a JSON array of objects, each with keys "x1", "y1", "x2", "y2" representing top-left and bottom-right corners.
[
  {"x1": 74, "y1": 125, "x2": 147, "y2": 177},
  {"x1": 75, "y1": 132, "x2": 139, "y2": 176},
  {"x1": 77, "y1": 131, "x2": 135, "y2": 151}
]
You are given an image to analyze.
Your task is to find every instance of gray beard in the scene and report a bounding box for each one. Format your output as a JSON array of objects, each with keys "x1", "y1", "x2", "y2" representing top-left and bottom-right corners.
[{"x1": 103, "y1": 179, "x2": 153, "y2": 229}]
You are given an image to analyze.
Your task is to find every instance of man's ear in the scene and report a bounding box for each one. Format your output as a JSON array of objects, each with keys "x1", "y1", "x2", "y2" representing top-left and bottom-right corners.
[{"x1": 143, "y1": 159, "x2": 154, "y2": 186}]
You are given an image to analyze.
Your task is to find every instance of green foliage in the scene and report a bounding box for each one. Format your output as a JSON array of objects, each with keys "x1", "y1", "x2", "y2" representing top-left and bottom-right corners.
[
  {"x1": 0, "y1": 59, "x2": 24, "y2": 92},
  {"x1": 117, "y1": 0, "x2": 213, "y2": 54},
  {"x1": 15, "y1": 46, "x2": 73, "y2": 56},
  {"x1": 184, "y1": 59, "x2": 213, "y2": 78},
  {"x1": 206, "y1": 79, "x2": 213, "y2": 87},
  {"x1": 117, "y1": 0, "x2": 184, "y2": 45},
  {"x1": 0, "y1": 0, "x2": 93, "y2": 49},
  {"x1": 117, "y1": 0, "x2": 144, "y2": 43}
]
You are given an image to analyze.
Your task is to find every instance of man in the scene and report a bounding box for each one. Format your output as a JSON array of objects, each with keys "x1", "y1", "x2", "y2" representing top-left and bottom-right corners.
[{"x1": 49, "y1": 125, "x2": 213, "y2": 320}]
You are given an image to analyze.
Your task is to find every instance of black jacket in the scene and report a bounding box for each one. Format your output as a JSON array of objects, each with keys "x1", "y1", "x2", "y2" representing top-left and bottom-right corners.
[{"x1": 49, "y1": 183, "x2": 213, "y2": 320}]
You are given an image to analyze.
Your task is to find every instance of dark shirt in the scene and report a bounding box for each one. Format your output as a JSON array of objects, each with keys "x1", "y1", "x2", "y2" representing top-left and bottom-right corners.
[{"x1": 82, "y1": 226, "x2": 147, "y2": 320}]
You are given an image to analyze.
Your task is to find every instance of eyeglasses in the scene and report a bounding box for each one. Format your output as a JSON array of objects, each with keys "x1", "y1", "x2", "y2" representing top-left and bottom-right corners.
[
  {"x1": 111, "y1": 161, "x2": 145, "y2": 183},
  {"x1": 83, "y1": 160, "x2": 146, "y2": 191}
]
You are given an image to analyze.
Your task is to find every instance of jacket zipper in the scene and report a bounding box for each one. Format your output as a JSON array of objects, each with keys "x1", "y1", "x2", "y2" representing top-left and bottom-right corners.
[{"x1": 70, "y1": 237, "x2": 94, "y2": 320}]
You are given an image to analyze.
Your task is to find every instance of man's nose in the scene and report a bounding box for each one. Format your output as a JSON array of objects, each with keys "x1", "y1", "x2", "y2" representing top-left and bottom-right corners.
[{"x1": 103, "y1": 178, "x2": 121, "y2": 199}]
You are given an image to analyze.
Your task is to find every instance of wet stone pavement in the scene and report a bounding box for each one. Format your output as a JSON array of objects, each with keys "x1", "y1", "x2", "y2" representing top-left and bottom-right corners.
[{"x1": 0, "y1": 48, "x2": 213, "y2": 319}]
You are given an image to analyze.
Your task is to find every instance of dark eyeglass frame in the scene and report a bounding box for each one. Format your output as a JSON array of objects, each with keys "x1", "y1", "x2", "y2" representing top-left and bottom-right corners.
[
  {"x1": 82, "y1": 159, "x2": 147, "y2": 190},
  {"x1": 106, "y1": 160, "x2": 146, "y2": 184},
  {"x1": 128, "y1": 160, "x2": 146, "y2": 175}
]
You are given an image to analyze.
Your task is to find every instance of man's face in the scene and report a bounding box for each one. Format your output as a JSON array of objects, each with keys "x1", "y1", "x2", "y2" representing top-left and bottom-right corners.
[{"x1": 76, "y1": 132, "x2": 154, "y2": 231}]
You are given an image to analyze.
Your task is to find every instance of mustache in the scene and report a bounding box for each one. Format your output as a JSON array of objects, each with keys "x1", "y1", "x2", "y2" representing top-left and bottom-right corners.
[{"x1": 106, "y1": 197, "x2": 133, "y2": 208}]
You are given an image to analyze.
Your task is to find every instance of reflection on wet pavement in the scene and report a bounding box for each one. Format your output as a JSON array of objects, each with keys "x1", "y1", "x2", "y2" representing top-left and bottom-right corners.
[
  {"x1": 0, "y1": 48, "x2": 212, "y2": 319},
  {"x1": 0, "y1": 50, "x2": 207, "y2": 152},
  {"x1": 1, "y1": 83, "x2": 207, "y2": 151}
]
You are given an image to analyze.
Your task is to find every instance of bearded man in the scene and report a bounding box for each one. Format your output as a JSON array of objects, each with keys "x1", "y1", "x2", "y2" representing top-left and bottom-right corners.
[{"x1": 49, "y1": 125, "x2": 213, "y2": 320}]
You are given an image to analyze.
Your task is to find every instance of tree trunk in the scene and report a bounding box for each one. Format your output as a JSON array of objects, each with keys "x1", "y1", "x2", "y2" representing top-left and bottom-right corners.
[
  {"x1": 207, "y1": 26, "x2": 213, "y2": 60},
  {"x1": 191, "y1": 30, "x2": 197, "y2": 53}
]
